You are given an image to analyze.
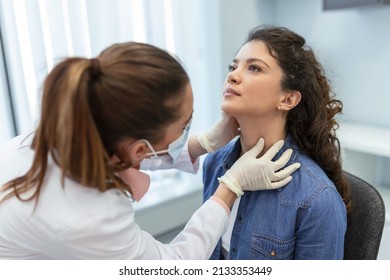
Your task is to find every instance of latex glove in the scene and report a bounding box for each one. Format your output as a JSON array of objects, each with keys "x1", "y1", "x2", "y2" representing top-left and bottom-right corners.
[
  {"x1": 218, "y1": 138, "x2": 301, "y2": 197},
  {"x1": 197, "y1": 111, "x2": 239, "y2": 153}
]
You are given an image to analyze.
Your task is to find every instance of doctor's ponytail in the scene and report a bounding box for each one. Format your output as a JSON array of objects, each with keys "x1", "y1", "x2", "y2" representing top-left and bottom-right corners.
[{"x1": 44, "y1": 57, "x2": 121, "y2": 191}]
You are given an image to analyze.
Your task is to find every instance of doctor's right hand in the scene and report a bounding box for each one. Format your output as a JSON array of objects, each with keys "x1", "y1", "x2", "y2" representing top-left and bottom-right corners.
[{"x1": 218, "y1": 138, "x2": 301, "y2": 197}]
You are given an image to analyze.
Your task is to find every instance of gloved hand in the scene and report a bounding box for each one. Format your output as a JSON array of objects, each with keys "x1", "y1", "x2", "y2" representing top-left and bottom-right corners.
[
  {"x1": 197, "y1": 111, "x2": 239, "y2": 153},
  {"x1": 218, "y1": 138, "x2": 301, "y2": 197}
]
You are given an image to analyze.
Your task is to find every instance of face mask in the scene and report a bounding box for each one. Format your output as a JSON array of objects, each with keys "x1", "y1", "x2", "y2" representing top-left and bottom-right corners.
[{"x1": 143, "y1": 118, "x2": 191, "y2": 164}]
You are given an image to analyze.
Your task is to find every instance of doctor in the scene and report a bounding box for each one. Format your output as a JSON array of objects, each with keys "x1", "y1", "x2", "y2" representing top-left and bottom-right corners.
[{"x1": 0, "y1": 42, "x2": 300, "y2": 259}]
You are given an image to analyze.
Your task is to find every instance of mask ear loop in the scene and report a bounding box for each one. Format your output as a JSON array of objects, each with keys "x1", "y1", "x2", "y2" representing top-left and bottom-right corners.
[
  {"x1": 141, "y1": 139, "x2": 169, "y2": 157},
  {"x1": 139, "y1": 139, "x2": 157, "y2": 157}
]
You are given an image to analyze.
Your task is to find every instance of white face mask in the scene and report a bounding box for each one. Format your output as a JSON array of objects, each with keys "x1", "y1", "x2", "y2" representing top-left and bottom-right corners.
[{"x1": 143, "y1": 119, "x2": 191, "y2": 165}]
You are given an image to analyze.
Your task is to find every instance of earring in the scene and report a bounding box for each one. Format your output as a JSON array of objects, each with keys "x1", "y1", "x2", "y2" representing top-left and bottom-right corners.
[{"x1": 277, "y1": 105, "x2": 281, "y2": 110}]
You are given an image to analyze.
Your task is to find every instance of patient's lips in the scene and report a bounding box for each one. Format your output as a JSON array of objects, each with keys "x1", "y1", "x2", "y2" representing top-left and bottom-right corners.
[{"x1": 224, "y1": 87, "x2": 241, "y2": 97}]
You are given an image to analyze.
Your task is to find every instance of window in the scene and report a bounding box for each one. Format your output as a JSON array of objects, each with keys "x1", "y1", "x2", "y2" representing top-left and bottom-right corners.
[
  {"x1": 0, "y1": 33, "x2": 15, "y2": 144},
  {"x1": 1, "y1": 0, "x2": 218, "y2": 137}
]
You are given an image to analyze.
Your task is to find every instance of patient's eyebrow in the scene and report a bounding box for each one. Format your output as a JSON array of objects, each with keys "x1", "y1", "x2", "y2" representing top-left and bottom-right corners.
[{"x1": 232, "y1": 58, "x2": 270, "y2": 69}]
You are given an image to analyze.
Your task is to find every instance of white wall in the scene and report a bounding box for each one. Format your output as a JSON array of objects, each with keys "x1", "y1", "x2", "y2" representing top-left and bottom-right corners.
[{"x1": 219, "y1": 0, "x2": 275, "y2": 84}]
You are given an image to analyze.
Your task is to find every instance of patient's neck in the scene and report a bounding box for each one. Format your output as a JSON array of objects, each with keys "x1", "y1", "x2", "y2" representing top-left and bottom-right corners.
[{"x1": 238, "y1": 116, "x2": 286, "y2": 156}]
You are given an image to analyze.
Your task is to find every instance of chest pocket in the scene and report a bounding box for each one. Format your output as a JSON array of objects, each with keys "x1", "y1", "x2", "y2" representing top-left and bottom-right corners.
[{"x1": 250, "y1": 233, "x2": 295, "y2": 260}]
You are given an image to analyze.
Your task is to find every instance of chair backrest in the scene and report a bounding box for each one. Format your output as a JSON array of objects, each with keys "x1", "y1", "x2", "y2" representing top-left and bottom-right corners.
[{"x1": 343, "y1": 171, "x2": 386, "y2": 260}]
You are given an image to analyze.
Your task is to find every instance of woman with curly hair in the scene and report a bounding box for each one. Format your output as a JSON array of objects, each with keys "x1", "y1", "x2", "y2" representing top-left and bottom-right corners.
[{"x1": 202, "y1": 25, "x2": 351, "y2": 260}]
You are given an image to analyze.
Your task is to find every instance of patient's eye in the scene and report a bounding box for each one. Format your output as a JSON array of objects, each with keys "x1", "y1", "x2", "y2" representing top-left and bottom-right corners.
[
  {"x1": 228, "y1": 64, "x2": 236, "y2": 72},
  {"x1": 248, "y1": 64, "x2": 262, "y2": 72}
]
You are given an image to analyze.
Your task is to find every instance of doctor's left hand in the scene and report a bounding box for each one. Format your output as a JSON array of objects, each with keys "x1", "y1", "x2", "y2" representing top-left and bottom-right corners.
[{"x1": 197, "y1": 111, "x2": 239, "y2": 153}]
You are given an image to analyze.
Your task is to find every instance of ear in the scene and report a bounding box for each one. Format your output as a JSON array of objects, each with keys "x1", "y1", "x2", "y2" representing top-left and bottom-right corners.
[
  {"x1": 115, "y1": 139, "x2": 150, "y2": 165},
  {"x1": 278, "y1": 90, "x2": 301, "y2": 111},
  {"x1": 127, "y1": 140, "x2": 150, "y2": 162}
]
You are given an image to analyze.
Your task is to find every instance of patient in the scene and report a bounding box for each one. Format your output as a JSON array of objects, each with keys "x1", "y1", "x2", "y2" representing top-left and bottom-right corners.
[{"x1": 202, "y1": 25, "x2": 351, "y2": 260}]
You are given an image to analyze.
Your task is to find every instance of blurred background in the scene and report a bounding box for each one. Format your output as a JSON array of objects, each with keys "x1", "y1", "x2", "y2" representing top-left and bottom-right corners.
[{"x1": 1, "y1": 0, "x2": 389, "y2": 258}]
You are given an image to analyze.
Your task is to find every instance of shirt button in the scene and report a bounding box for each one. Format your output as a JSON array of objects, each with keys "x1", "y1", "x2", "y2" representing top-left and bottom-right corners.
[
  {"x1": 232, "y1": 248, "x2": 237, "y2": 253},
  {"x1": 237, "y1": 215, "x2": 242, "y2": 221},
  {"x1": 270, "y1": 250, "x2": 276, "y2": 257}
]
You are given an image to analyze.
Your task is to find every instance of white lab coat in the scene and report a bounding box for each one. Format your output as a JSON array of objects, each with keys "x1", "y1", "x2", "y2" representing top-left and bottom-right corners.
[{"x1": 0, "y1": 132, "x2": 228, "y2": 259}]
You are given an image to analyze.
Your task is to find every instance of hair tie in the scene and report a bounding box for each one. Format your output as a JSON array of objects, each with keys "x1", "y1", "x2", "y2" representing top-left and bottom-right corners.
[{"x1": 89, "y1": 58, "x2": 101, "y2": 79}]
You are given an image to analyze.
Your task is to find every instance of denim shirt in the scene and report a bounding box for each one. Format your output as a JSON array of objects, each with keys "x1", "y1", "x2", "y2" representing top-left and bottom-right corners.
[{"x1": 202, "y1": 136, "x2": 347, "y2": 260}]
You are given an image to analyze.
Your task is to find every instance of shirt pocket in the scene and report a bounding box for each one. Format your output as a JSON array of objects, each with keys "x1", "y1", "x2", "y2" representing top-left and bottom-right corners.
[{"x1": 250, "y1": 233, "x2": 295, "y2": 260}]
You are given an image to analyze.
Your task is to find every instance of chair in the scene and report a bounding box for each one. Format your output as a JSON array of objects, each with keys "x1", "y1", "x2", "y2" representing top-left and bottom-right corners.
[{"x1": 343, "y1": 171, "x2": 386, "y2": 260}]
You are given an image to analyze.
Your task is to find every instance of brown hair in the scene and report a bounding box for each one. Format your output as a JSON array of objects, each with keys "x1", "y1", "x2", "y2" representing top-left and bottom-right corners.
[
  {"x1": 246, "y1": 25, "x2": 351, "y2": 212},
  {"x1": 1, "y1": 42, "x2": 189, "y2": 204}
]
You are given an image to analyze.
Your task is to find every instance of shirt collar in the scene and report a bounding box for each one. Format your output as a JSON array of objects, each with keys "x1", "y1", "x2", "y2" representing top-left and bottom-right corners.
[{"x1": 220, "y1": 134, "x2": 297, "y2": 170}]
